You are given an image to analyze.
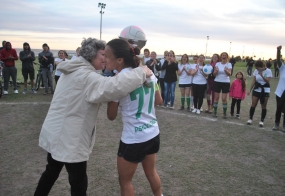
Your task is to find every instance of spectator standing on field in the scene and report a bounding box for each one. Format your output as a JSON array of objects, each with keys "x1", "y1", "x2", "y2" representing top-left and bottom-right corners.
[
  {"x1": 246, "y1": 57, "x2": 254, "y2": 77},
  {"x1": 266, "y1": 59, "x2": 272, "y2": 69},
  {"x1": 19, "y1": 42, "x2": 37, "y2": 94},
  {"x1": 145, "y1": 51, "x2": 161, "y2": 82},
  {"x1": 0, "y1": 40, "x2": 6, "y2": 51},
  {"x1": 0, "y1": 41, "x2": 19, "y2": 94},
  {"x1": 39, "y1": 43, "x2": 54, "y2": 95},
  {"x1": 142, "y1": 48, "x2": 150, "y2": 65},
  {"x1": 159, "y1": 50, "x2": 169, "y2": 103},
  {"x1": 274, "y1": 60, "x2": 279, "y2": 78},
  {"x1": 229, "y1": 55, "x2": 236, "y2": 76}
]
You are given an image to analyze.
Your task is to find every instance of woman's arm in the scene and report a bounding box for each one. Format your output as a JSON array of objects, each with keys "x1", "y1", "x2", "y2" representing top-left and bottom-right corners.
[
  {"x1": 161, "y1": 60, "x2": 168, "y2": 70},
  {"x1": 154, "y1": 83, "x2": 163, "y2": 105},
  {"x1": 107, "y1": 101, "x2": 119, "y2": 121},
  {"x1": 259, "y1": 73, "x2": 271, "y2": 83},
  {"x1": 277, "y1": 46, "x2": 282, "y2": 68},
  {"x1": 190, "y1": 65, "x2": 198, "y2": 76}
]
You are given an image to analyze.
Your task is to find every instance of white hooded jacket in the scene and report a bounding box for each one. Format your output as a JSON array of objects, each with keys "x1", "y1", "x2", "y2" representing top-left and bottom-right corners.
[{"x1": 39, "y1": 56, "x2": 146, "y2": 163}]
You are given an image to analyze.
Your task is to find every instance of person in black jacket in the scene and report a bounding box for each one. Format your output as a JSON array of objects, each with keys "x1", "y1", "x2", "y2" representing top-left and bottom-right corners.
[
  {"x1": 145, "y1": 51, "x2": 161, "y2": 82},
  {"x1": 20, "y1": 42, "x2": 36, "y2": 94},
  {"x1": 229, "y1": 55, "x2": 236, "y2": 76},
  {"x1": 39, "y1": 43, "x2": 54, "y2": 94},
  {"x1": 246, "y1": 57, "x2": 254, "y2": 77}
]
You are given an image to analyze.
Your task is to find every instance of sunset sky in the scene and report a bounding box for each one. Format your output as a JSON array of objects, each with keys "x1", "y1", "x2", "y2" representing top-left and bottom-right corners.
[{"x1": 1, "y1": 0, "x2": 284, "y2": 59}]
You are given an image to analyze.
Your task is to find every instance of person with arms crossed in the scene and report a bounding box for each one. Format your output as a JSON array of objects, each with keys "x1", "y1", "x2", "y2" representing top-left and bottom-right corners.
[{"x1": 106, "y1": 38, "x2": 163, "y2": 196}]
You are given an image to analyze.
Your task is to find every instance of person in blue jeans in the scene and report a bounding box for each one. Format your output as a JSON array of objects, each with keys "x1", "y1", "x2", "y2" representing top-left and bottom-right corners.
[{"x1": 161, "y1": 50, "x2": 178, "y2": 109}]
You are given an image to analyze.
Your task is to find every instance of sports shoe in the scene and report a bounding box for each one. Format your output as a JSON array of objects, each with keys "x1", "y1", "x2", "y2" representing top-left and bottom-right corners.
[
  {"x1": 192, "y1": 108, "x2": 197, "y2": 113},
  {"x1": 31, "y1": 89, "x2": 37, "y2": 94},
  {"x1": 196, "y1": 109, "x2": 200, "y2": 114},
  {"x1": 236, "y1": 114, "x2": 240, "y2": 119},
  {"x1": 230, "y1": 114, "x2": 234, "y2": 118},
  {"x1": 44, "y1": 91, "x2": 48, "y2": 95},
  {"x1": 247, "y1": 119, "x2": 252, "y2": 125},
  {"x1": 23, "y1": 89, "x2": 28, "y2": 94},
  {"x1": 14, "y1": 90, "x2": 18, "y2": 94},
  {"x1": 200, "y1": 107, "x2": 203, "y2": 112},
  {"x1": 169, "y1": 106, "x2": 174, "y2": 110},
  {"x1": 187, "y1": 107, "x2": 190, "y2": 112},
  {"x1": 259, "y1": 121, "x2": 264, "y2": 127},
  {"x1": 3, "y1": 90, "x2": 8, "y2": 95},
  {"x1": 272, "y1": 126, "x2": 279, "y2": 131},
  {"x1": 179, "y1": 106, "x2": 184, "y2": 110},
  {"x1": 213, "y1": 113, "x2": 218, "y2": 117},
  {"x1": 223, "y1": 114, "x2": 227, "y2": 119},
  {"x1": 162, "y1": 105, "x2": 166, "y2": 108}
]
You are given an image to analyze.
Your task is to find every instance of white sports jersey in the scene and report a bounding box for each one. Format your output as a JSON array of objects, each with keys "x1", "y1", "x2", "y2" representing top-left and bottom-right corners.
[
  {"x1": 191, "y1": 64, "x2": 207, "y2": 84},
  {"x1": 117, "y1": 68, "x2": 159, "y2": 144},
  {"x1": 253, "y1": 68, "x2": 272, "y2": 93},
  {"x1": 275, "y1": 63, "x2": 285, "y2": 97},
  {"x1": 214, "y1": 62, "x2": 232, "y2": 83},
  {"x1": 178, "y1": 63, "x2": 192, "y2": 84}
]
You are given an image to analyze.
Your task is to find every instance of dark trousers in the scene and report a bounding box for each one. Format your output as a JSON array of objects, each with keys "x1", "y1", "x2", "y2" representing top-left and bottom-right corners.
[
  {"x1": 274, "y1": 68, "x2": 279, "y2": 78},
  {"x1": 55, "y1": 75, "x2": 60, "y2": 84},
  {"x1": 275, "y1": 92, "x2": 285, "y2": 125},
  {"x1": 230, "y1": 98, "x2": 241, "y2": 115},
  {"x1": 192, "y1": 83, "x2": 207, "y2": 109},
  {"x1": 159, "y1": 78, "x2": 165, "y2": 101},
  {"x1": 34, "y1": 153, "x2": 88, "y2": 196},
  {"x1": 3, "y1": 66, "x2": 17, "y2": 91},
  {"x1": 247, "y1": 66, "x2": 253, "y2": 76}
]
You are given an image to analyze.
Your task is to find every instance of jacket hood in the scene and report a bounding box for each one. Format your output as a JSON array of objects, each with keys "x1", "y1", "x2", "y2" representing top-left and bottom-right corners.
[
  {"x1": 57, "y1": 56, "x2": 96, "y2": 75},
  {"x1": 23, "y1": 42, "x2": 31, "y2": 51}
]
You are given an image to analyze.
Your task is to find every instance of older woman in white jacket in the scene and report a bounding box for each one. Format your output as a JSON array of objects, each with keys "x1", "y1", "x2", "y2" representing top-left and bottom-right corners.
[{"x1": 34, "y1": 38, "x2": 152, "y2": 196}]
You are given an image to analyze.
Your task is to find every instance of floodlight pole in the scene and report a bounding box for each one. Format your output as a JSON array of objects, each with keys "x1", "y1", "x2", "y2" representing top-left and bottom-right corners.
[
  {"x1": 98, "y1": 3, "x2": 106, "y2": 40},
  {"x1": 205, "y1": 36, "x2": 209, "y2": 57},
  {"x1": 242, "y1": 46, "x2": 244, "y2": 60}
]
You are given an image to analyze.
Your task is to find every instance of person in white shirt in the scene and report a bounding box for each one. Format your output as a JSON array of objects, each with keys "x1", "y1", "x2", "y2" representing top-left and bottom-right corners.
[
  {"x1": 142, "y1": 48, "x2": 151, "y2": 65},
  {"x1": 273, "y1": 46, "x2": 285, "y2": 131},
  {"x1": 190, "y1": 54, "x2": 208, "y2": 114},
  {"x1": 212, "y1": 52, "x2": 232, "y2": 118},
  {"x1": 178, "y1": 54, "x2": 192, "y2": 111},
  {"x1": 247, "y1": 60, "x2": 272, "y2": 127},
  {"x1": 106, "y1": 38, "x2": 163, "y2": 196},
  {"x1": 71, "y1": 47, "x2": 80, "y2": 60},
  {"x1": 54, "y1": 50, "x2": 69, "y2": 84}
]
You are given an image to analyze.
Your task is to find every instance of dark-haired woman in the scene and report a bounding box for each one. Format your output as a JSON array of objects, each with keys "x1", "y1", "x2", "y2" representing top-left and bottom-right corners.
[
  {"x1": 161, "y1": 50, "x2": 178, "y2": 109},
  {"x1": 190, "y1": 55, "x2": 208, "y2": 114},
  {"x1": 106, "y1": 39, "x2": 163, "y2": 196},
  {"x1": 247, "y1": 60, "x2": 272, "y2": 127},
  {"x1": 212, "y1": 52, "x2": 232, "y2": 118}
]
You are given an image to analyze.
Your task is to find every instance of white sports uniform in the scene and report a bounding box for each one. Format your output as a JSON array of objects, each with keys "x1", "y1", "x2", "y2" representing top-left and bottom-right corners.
[
  {"x1": 178, "y1": 63, "x2": 192, "y2": 84},
  {"x1": 214, "y1": 62, "x2": 232, "y2": 83},
  {"x1": 253, "y1": 68, "x2": 272, "y2": 93},
  {"x1": 116, "y1": 68, "x2": 159, "y2": 144}
]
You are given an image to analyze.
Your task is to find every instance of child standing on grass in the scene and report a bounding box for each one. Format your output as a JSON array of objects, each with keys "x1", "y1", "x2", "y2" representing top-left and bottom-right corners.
[{"x1": 229, "y1": 71, "x2": 246, "y2": 119}]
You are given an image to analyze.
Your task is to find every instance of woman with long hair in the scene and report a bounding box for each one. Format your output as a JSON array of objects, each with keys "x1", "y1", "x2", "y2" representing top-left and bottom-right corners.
[
  {"x1": 205, "y1": 53, "x2": 220, "y2": 113},
  {"x1": 190, "y1": 54, "x2": 208, "y2": 114},
  {"x1": 54, "y1": 50, "x2": 69, "y2": 84},
  {"x1": 212, "y1": 52, "x2": 232, "y2": 118},
  {"x1": 177, "y1": 54, "x2": 192, "y2": 111},
  {"x1": 106, "y1": 38, "x2": 163, "y2": 196},
  {"x1": 161, "y1": 50, "x2": 178, "y2": 109},
  {"x1": 247, "y1": 60, "x2": 272, "y2": 127}
]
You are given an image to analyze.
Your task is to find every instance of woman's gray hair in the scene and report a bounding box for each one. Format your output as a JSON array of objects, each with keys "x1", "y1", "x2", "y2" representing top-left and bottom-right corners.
[{"x1": 80, "y1": 38, "x2": 106, "y2": 62}]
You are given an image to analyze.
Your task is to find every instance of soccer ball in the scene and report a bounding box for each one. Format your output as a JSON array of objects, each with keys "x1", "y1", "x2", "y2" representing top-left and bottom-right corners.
[
  {"x1": 119, "y1": 25, "x2": 147, "y2": 49},
  {"x1": 203, "y1": 64, "x2": 213, "y2": 74}
]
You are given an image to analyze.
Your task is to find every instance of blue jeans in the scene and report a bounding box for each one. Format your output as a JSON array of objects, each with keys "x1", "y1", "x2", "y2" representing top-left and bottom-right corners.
[{"x1": 164, "y1": 81, "x2": 176, "y2": 107}]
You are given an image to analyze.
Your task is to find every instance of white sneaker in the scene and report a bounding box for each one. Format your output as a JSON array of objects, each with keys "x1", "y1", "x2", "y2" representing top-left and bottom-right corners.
[
  {"x1": 200, "y1": 108, "x2": 203, "y2": 112},
  {"x1": 4, "y1": 90, "x2": 8, "y2": 95},
  {"x1": 31, "y1": 89, "x2": 37, "y2": 94},
  {"x1": 192, "y1": 108, "x2": 197, "y2": 113},
  {"x1": 14, "y1": 90, "x2": 18, "y2": 94},
  {"x1": 196, "y1": 109, "x2": 200, "y2": 114},
  {"x1": 259, "y1": 121, "x2": 264, "y2": 127},
  {"x1": 169, "y1": 106, "x2": 174, "y2": 110},
  {"x1": 247, "y1": 119, "x2": 252, "y2": 125}
]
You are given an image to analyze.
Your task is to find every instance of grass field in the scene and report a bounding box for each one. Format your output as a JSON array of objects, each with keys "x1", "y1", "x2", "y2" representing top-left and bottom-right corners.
[{"x1": 0, "y1": 60, "x2": 284, "y2": 195}]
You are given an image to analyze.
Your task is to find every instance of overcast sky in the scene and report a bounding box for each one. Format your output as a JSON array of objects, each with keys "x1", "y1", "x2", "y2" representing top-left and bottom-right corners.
[{"x1": 1, "y1": 0, "x2": 284, "y2": 59}]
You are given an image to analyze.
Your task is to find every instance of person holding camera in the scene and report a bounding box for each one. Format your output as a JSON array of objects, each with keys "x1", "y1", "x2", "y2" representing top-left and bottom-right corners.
[
  {"x1": 39, "y1": 43, "x2": 54, "y2": 94},
  {"x1": 247, "y1": 60, "x2": 272, "y2": 127}
]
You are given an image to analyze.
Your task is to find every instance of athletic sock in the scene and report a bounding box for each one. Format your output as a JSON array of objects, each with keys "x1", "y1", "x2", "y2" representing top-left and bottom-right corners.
[
  {"x1": 213, "y1": 102, "x2": 218, "y2": 113},
  {"x1": 186, "y1": 97, "x2": 190, "y2": 107},
  {"x1": 261, "y1": 109, "x2": 267, "y2": 122},
  {"x1": 249, "y1": 107, "x2": 255, "y2": 120},
  {"x1": 223, "y1": 103, "x2": 227, "y2": 115},
  {"x1": 181, "y1": 97, "x2": 185, "y2": 107}
]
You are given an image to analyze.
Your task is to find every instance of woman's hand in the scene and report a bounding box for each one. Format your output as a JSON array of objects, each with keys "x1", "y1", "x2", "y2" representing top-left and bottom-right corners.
[
  {"x1": 247, "y1": 91, "x2": 251, "y2": 96},
  {"x1": 141, "y1": 65, "x2": 153, "y2": 77}
]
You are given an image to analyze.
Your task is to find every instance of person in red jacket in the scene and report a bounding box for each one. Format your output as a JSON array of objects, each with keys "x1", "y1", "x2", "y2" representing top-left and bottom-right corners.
[
  {"x1": 0, "y1": 41, "x2": 19, "y2": 94},
  {"x1": 229, "y1": 71, "x2": 246, "y2": 119}
]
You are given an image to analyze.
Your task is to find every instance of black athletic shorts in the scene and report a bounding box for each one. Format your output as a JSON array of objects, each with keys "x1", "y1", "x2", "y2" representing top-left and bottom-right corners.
[
  {"x1": 213, "y1": 81, "x2": 230, "y2": 93},
  {"x1": 252, "y1": 91, "x2": 270, "y2": 98},
  {"x1": 22, "y1": 68, "x2": 35, "y2": 80},
  {"x1": 117, "y1": 134, "x2": 160, "y2": 163},
  {"x1": 179, "y1": 84, "x2": 191, "y2": 88}
]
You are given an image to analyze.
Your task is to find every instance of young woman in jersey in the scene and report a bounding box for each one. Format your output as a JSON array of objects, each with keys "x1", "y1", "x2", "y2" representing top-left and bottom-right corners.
[
  {"x1": 106, "y1": 38, "x2": 163, "y2": 196},
  {"x1": 190, "y1": 54, "x2": 208, "y2": 114},
  {"x1": 161, "y1": 50, "x2": 178, "y2": 109},
  {"x1": 54, "y1": 50, "x2": 69, "y2": 84},
  {"x1": 189, "y1": 55, "x2": 198, "y2": 110},
  {"x1": 212, "y1": 52, "x2": 232, "y2": 118},
  {"x1": 178, "y1": 54, "x2": 192, "y2": 111},
  {"x1": 205, "y1": 54, "x2": 219, "y2": 113},
  {"x1": 247, "y1": 60, "x2": 272, "y2": 127}
]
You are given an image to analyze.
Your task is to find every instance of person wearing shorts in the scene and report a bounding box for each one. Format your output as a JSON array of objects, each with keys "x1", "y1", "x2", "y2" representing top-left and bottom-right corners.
[
  {"x1": 20, "y1": 42, "x2": 37, "y2": 94},
  {"x1": 178, "y1": 54, "x2": 192, "y2": 111},
  {"x1": 212, "y1": 52, "x2": 232, "y2": 118},
  {"x1": 247, "y1": 60, "x2": 272, "y2": 127},
  {"x1": 106, "y1": 38, "x2": 163, "y2": 196}
]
